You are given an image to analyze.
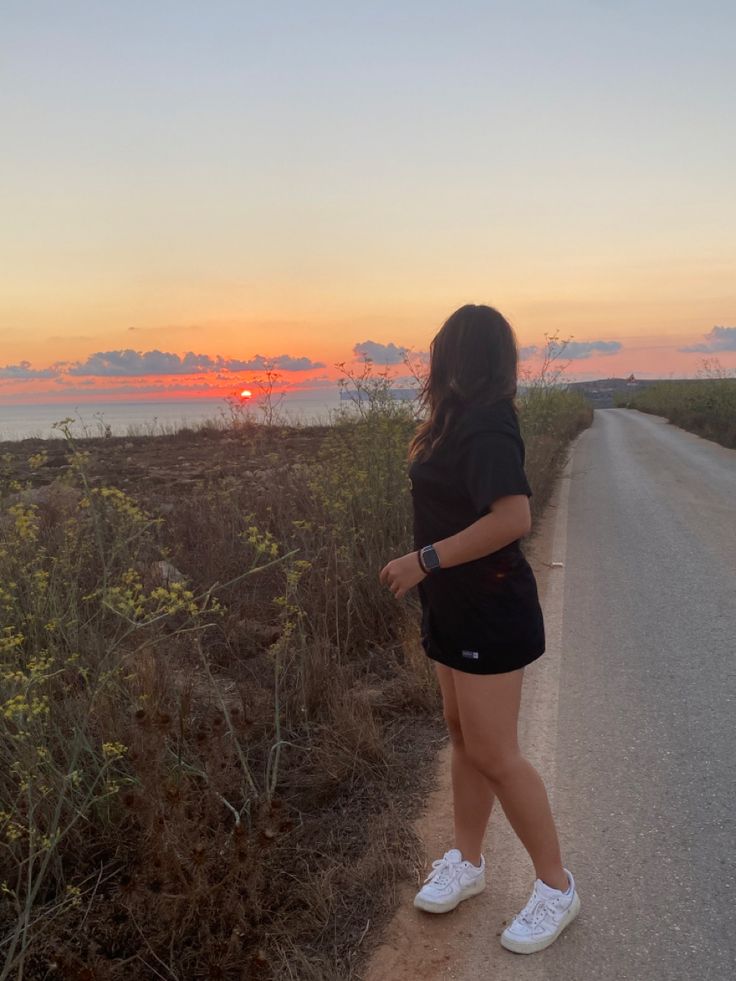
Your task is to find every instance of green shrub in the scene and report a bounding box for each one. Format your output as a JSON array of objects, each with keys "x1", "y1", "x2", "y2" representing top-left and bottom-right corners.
[{"x1": 615, "y1": 374, "x2": 736, "y2": 449}]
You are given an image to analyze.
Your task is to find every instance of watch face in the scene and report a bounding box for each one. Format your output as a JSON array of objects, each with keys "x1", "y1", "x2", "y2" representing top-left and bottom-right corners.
[{"x1": 423, "y1": 545, "x2": 440, "y2": 570}]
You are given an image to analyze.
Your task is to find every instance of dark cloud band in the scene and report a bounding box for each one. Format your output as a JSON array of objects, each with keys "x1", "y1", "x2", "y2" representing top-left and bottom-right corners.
[
  {"x1": 520, "y1": 340, "x2": 622, "y2": 361},
  {"x1": 0, "y1": 360, "x2": 58, "y2": 379},
  {"x1": 0, "y1": 349, "x2": 326, "y2": 379},
  {"x1": 353, "y1": 340, "x2": 409, "y2": 364}
]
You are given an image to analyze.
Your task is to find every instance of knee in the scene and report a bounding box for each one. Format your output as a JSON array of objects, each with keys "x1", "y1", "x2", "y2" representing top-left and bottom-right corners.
[{"x1": 465, "y1": 748, "x2": 524, "y2": 785}]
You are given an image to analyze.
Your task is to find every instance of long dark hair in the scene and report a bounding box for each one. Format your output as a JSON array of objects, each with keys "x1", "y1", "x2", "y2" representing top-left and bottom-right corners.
[{"x1": 408, "y1": 304, "x2": 520, "y2": 463}]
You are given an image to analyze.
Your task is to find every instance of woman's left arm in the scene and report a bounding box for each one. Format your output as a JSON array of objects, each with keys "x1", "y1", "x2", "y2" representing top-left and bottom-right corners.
[
  {"x1": 379, "y1": 494, "x2": 531, "y2": 599},
  {"x1": 433, "y1": 494, "x2": 531, "y2": 568}
]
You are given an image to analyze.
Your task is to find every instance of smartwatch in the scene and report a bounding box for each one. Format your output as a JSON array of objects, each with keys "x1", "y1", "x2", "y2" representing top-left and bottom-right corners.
[{"x1": 419, "y1": 543, "x2": 441, "y2": 573}]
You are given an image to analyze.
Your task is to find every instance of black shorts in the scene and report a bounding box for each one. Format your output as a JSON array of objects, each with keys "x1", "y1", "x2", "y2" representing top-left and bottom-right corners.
[{"x1": 417, "y1": 551, "x2": 546, "y2": 675}]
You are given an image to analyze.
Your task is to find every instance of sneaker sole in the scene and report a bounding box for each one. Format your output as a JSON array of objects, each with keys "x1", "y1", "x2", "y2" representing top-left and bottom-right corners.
[
  {"x1": 500, "y1": 891, "x2": 581, "y2": 953},
  {"x1": 413, "y1": 875, "x2": 486, "y2": 914}
]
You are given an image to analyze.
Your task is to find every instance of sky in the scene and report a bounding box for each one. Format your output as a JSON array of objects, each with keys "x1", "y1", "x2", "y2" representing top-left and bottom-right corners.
[{"x1": 1, "y1": 0, "x2": 735, "y2": 405}]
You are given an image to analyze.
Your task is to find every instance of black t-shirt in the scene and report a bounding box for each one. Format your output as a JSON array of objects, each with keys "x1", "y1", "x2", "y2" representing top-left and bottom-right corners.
[
  {"x1": 409, "y1": 397, "x2": 532, "y2": 558},
  {"x1": 408, "y1": 396, "x2": 544, "y2": 672}
]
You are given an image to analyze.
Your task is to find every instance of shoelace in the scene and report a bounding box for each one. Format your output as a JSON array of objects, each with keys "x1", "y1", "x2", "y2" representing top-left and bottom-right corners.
[
  {"x1": 423, "y1": 855, "x2": 461, "y2": 889},
  {"x1": 515, "y1": 887, "x2": 564, "y2": 928}
]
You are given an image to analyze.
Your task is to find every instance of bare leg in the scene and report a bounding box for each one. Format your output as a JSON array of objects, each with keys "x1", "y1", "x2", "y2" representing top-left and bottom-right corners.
[
  {"x1": 451, "y1": 665, "x2": 568, "y2": 891},
  {"x1": 434, "y1": 663, "x2": 495, "y2": 866}
]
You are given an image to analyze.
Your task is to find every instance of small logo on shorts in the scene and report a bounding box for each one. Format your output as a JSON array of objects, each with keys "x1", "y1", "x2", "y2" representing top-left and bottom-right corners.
[{"x1": 461, "y1": 650, "x2": 480, "y2": 660}]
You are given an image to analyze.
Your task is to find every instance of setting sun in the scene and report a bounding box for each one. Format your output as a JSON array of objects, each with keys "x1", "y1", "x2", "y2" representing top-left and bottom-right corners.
[{"x1": 240, "y1": 390, "x2": 252, "y2": 399}]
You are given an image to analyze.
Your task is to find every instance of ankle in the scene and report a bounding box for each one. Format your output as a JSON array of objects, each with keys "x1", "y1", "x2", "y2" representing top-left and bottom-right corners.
[
  {"x1": 460, "y1": 851, "x2": 482, "y2": 868},
  {"x1": 538, "y1": 869, "x2": 569, "y2": 892}
]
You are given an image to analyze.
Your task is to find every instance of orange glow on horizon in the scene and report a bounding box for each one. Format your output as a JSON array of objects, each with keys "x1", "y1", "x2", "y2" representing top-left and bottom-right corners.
[{"x1": 1, "y1": 320, "x2": 735, "y2": 407}]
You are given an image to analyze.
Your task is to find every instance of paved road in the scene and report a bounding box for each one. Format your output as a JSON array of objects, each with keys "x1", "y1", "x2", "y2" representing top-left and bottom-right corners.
[
  {"x1": 364, "y1": 408, "x2": 736, "y2": 981},
  {"x1": 547, "y1": 408, "x2": 736, "y2": 980}
]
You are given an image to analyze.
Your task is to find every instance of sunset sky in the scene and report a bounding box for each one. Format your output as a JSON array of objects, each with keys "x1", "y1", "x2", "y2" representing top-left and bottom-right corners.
[{"x1": 1, "y1": 0, "x2": 735, "y2": 405}]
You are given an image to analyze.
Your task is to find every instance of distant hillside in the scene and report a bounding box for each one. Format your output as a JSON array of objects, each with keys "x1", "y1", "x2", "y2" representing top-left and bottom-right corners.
[
  {"x1": 566, "y1": 376, "x2": 661, "y2": 409},
  {"x1": 338, "y1": 377, "x2": 713, "y2": 412}
]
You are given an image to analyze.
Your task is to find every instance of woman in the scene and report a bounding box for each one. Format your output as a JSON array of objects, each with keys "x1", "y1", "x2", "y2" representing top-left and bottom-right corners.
[{"x1": 379, "y1": 304, "x2": 580, "y2": 954}]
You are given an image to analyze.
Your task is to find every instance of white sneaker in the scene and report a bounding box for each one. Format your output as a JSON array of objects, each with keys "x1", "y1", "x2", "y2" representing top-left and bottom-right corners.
[
  {"x1": 500, "y1": 868, "x2": 580, "y2": 953},
  {"x1": 413, "y1": 848, "x2": 486, "y2": 913}
]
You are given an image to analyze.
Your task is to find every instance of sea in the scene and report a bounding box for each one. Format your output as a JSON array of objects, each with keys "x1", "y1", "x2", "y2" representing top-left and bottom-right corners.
[{"x1": 0, "y1": 390, "x2": 419, "y2": 442}]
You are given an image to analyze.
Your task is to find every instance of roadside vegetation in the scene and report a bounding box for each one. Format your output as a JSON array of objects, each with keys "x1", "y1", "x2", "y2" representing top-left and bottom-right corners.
[
  {"x1": 614, "y1": 359, "x2": 736, "y2": 449},
  {"x1": 0, "y1": 350, "x2": 592, "y2": 980}
]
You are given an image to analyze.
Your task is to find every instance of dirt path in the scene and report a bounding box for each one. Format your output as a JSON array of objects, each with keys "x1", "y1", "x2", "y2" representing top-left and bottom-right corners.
[{"x1": 361, "y1": 436, "x2": 578, "y2": 981}]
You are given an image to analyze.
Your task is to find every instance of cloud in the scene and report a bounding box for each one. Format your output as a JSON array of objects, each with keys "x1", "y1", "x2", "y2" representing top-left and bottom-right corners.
[
  {"x1": 353, "y1": 340, "x2": 409, "y2": 364},
  {"x1": 548, "y1": 340, "x2": 622, "y2": 360},
  {"x1": 0, "y1": 361, "x2": 58, "y2": 379},
  {"x1": 519, "y1": 345, "x2": 539, "y2": 361},
  {"x1": 225, "y1": 354, "x2": 327, "y2": 371},
  {"x1": 66, "y1": 350, "x2": 217, "y2": 376},
  {"x1": 62, "y1": 349, "x2": 325, "y2": 376},
  {"x1": 519, "y1": 341, "x2": 623, "y2": 361},
  {"x1": 679, "y1": 326, "x2": 736, "y2": 353}
]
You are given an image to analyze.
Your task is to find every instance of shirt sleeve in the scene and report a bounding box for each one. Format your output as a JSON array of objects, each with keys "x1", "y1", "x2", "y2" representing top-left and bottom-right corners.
[{"x1": 460, "y1": 428, "x2": 533, "y2": 515}]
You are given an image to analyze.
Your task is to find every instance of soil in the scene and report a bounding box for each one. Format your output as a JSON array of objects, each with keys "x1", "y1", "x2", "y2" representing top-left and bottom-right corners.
[{"x1": 0, "y1": 423, "x2": 336, "y2": 496}]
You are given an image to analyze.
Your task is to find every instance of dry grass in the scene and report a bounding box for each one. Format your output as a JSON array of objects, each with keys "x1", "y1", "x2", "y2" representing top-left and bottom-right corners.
[
  {"x1": 0, "y1": 380, "x2": 591, "y2": 980},
  {"x1": 614, "y1": 363, "x2": 736, "y2": 449}
]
